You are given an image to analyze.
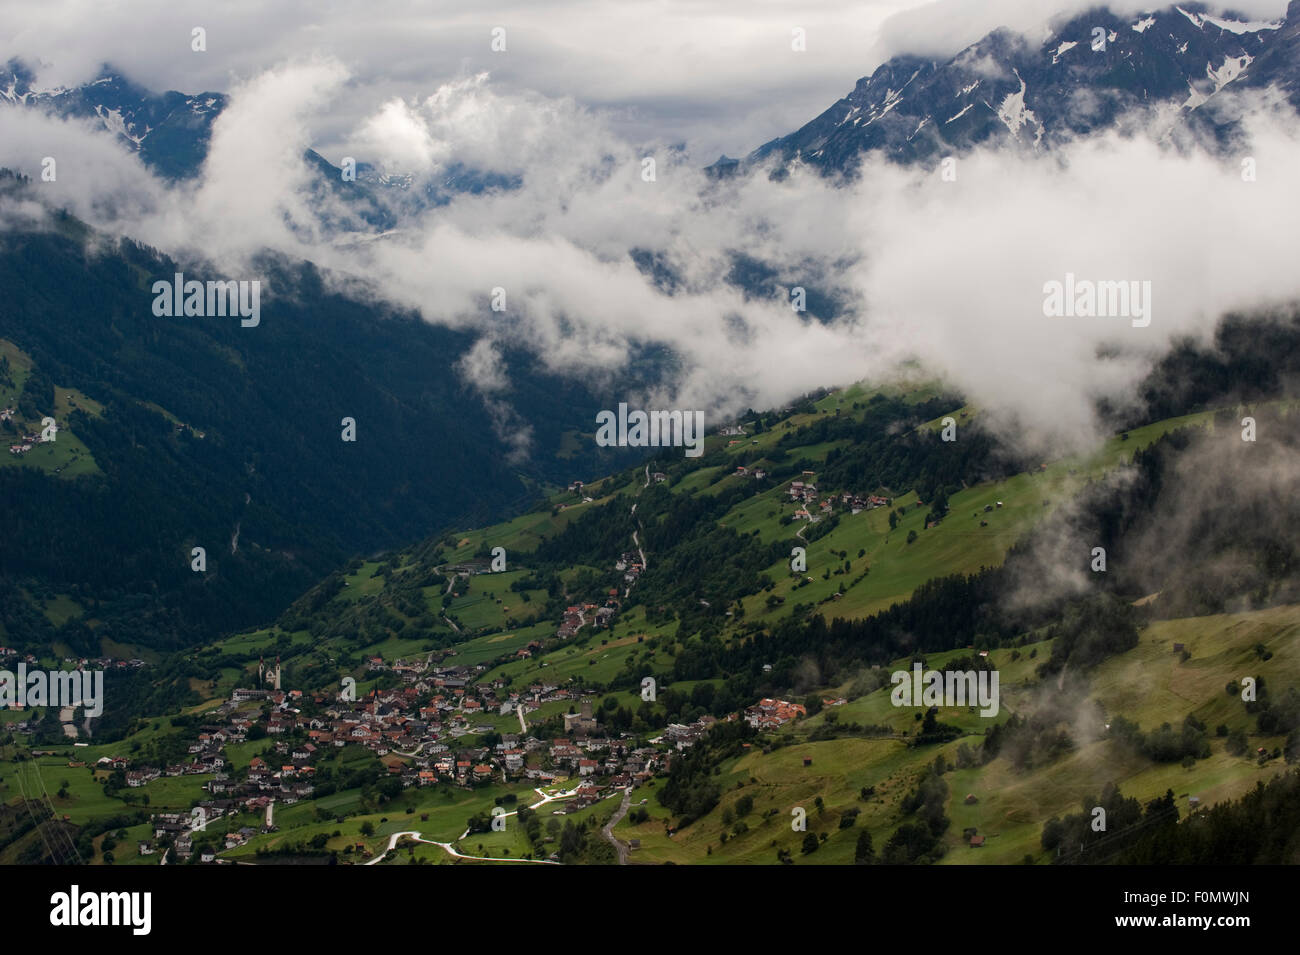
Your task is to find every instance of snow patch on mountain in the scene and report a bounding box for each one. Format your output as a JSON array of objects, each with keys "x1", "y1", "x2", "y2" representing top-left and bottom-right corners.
[
  {"x1": 994, "y1": 70, "x2": 1041, "y2": 144},
  {"x1": 1208, "y1": 53, "x2": 1253, "y2": 91},
  {"x1": 877, "y1": 74, "x2": 915, "y2": 121},
  {"x1": 1201, "y1": 13, "x2": 1283, "y2": 34},
  {"x1": 95, "y1": 106, "x2": 147, "y2": 144},
  {"x1": 1185, "y1": 51, "x2": 1255, "y2": 108},
  {"x1": 1052, "y1": 40, "x2": 1079, "y2": 64},
  {"x1": 1183, "y1": 81, "x2": 1210, "y2": 109}
]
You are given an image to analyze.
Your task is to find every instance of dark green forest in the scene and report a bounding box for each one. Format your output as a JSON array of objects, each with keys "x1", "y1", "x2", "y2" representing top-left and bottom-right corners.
[{"x1": 0, "y1": 173, "x2": 643, "y2": 650}]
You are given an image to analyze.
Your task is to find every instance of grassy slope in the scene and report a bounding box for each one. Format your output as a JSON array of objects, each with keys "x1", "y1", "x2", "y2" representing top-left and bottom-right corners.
[
  {"x1": 8, "y1": 379, "x2": 1294, "y2": 865},
  {"x1": 0, "y1": 338, "x2": 102, "y2": 477},
  {"x1": 613, "y1": 603, "x2": 1300, "y2": 865}
]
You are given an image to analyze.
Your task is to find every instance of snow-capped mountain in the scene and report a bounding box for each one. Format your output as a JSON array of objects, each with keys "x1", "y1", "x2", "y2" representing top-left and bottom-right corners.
[
  {"x1": 1, "y1": 59, "x2": 225, "y2": 179},
  {"x1": 7, "y1": 3, "x2": 1300, "y2": 192},
  {"x1": 752, "y1": 2, "x2": 1300, "y2": 172}
]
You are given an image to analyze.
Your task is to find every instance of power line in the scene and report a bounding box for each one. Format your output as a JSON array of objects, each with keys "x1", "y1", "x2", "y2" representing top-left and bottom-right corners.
[
  {"x1": 1056, "y1": 804, "x2": 1181, "y2": 865},
  {"x1": 28, "y1": 758, "x2": 82, "y2": 864},
  {"x1": 15, "y1": 763, "x2": 63, "y2": 865}
]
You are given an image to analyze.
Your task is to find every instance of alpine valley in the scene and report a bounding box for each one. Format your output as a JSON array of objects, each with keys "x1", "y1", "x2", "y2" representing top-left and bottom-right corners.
[{"x1": 1, "y1": 2, "x2": 1298, "y2": 869}]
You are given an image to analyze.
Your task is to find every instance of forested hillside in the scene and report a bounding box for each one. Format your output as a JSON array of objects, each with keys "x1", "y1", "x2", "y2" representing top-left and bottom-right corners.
[{"x1": 0, "y1": 172, "x2": 642, "y2": 651}]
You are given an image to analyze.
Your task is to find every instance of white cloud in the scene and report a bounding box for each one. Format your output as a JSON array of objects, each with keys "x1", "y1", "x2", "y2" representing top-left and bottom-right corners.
[
  {"x1": 4, "y1": 8, "x2": 1300, "y2": 462},
  {"x1": 1, "y1": 0, "x2": 929, "y2": 163}
]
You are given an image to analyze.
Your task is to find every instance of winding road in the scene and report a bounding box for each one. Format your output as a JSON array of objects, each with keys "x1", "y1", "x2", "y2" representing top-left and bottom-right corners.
[
  {"x1": 364, "y1": 787, "x2": 576, "y2": 866},
  {"x1": 624, "y1": 476, "x2": 648, "y2": 597},
  {"x1": 441, "y1": 575, "x2": 461, "y2": 633},
  {"x1": 601, "y1": 787, "x2": 633, "y2": 865},
  {"x1": 368, "y1": 829, "x2": 560, "y2": 865}
]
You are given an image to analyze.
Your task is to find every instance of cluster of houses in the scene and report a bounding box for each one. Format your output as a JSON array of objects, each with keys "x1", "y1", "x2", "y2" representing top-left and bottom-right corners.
[
  {"x1": 743, "y1": 698, "x2": 808, "y2": 731},
  {"x1": 788, "y1": 476, "x2": 820, "y2": 504},
  {"x1": 33, "y1": 629, "x2": 825, "y2": 863},
  {"x1": 145, "y1": 811, "x2": 201, "y2": 860},
  {"x1": 529, "y1": 541, "x2": 650, "y2": 638},
  {"x1": 615, "y1": 551, "x2": 643, "y2": 586},
  {"x1": 847, "y1": 492, "x2": 891, "y2": 512},
  {"x1": 108, "y1": 659, "x2": 705, "y2": 860},
  {"x1": 143, "y1": 805, "x2": 261, "y2": 861},
  {"x1": 550, "y1": 589, "x2": 622, "y2": 640},
  {"x1": 540, "y1": 550, "x2": 639, "y2": 636},
  {"x1": 733, "y1": 465, "x2": 767, "y2": 480},
  {"x1": 7, "y1": 432, "x2": 39, "y2": 456},
  {"x1": 76, "y1": 654, "x2": 146, "y2": 672},
  {"x1": 3, "y1": 408, "x2": 55, "y2": 456},
  {"x1": 546, "y1": 729, "x2": 664, "y2": 810},
  {"x1": 557, "y1": 606, "x2": 586, "y2": 639},
  {"x1": 657, "y1": 715, "x2": 719, "y2": 750},
  {"x1": 564, "y1": 480, "x2": 594, "y2": 505},
  {"x1": 789, "y1": 476, "x2": 891, "y2": 522}
]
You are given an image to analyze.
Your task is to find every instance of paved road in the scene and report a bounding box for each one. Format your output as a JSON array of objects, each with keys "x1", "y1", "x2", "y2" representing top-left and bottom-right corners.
[
  {"x1": 632, "y1": 530, "x2": 647, "y2": 572},
  {"x1": 601, "y1": 787, "x2": 633, "y2": 865},
  {"x1": 364, "y1": 787, "x2": 576, "y2": 866},
  {"x1": 390, "y1": 741, "x2": 427, "y2": 757},
  {"x1": 441, "y1": 575, "x2": 461, "y2": 633},
  {"x1": 368, "y1": 829, "x2": 559, "y2": 865}
]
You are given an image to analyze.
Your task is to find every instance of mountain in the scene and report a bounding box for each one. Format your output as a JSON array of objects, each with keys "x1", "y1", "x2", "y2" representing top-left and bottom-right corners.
[
  {"x1": 220, "y1": 303, "x2": 1300, "y2": 676},
  {"x1": 0, "y1": 58, "x2": 521, "y2": 221},
  {"x1": 751, "y1": 2, "x2": 1297, "y2": 173},
  {"x1": 9, "y1": 4, "x2": 1300, "y2": 193},
  {"x1": 0, "y1": 173, "x2": 648, "y2": 652},
  {"x1": 17, "y1": 306, "x2": 1294, "y2": 867},
  {"x1": 2, "y1": 3, "x2": 1299, "y2": 872},
  {"x1": 0, "y1": 60, "x2": 225, "y2": 180}
]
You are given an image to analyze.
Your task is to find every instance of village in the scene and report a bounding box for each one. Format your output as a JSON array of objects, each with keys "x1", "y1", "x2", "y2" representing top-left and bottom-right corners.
[
  {"x1": 56, "y1": 646, "x2": 813, "y2": 862},
  {"x1": 786, "y1": 470, "x2": 891, "y2": 523},
  {"x1": 6, "y1": 426, "x2": 928, "y2": 864}
]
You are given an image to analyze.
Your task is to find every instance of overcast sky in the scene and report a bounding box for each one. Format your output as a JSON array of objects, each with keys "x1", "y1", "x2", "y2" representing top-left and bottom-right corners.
[
  {"x1": 2, "y1": 0, "x2": 1298, "y2": 460},
  {"x1": 6, "y1": 0, "x2": 1287, "y2": 163}
]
